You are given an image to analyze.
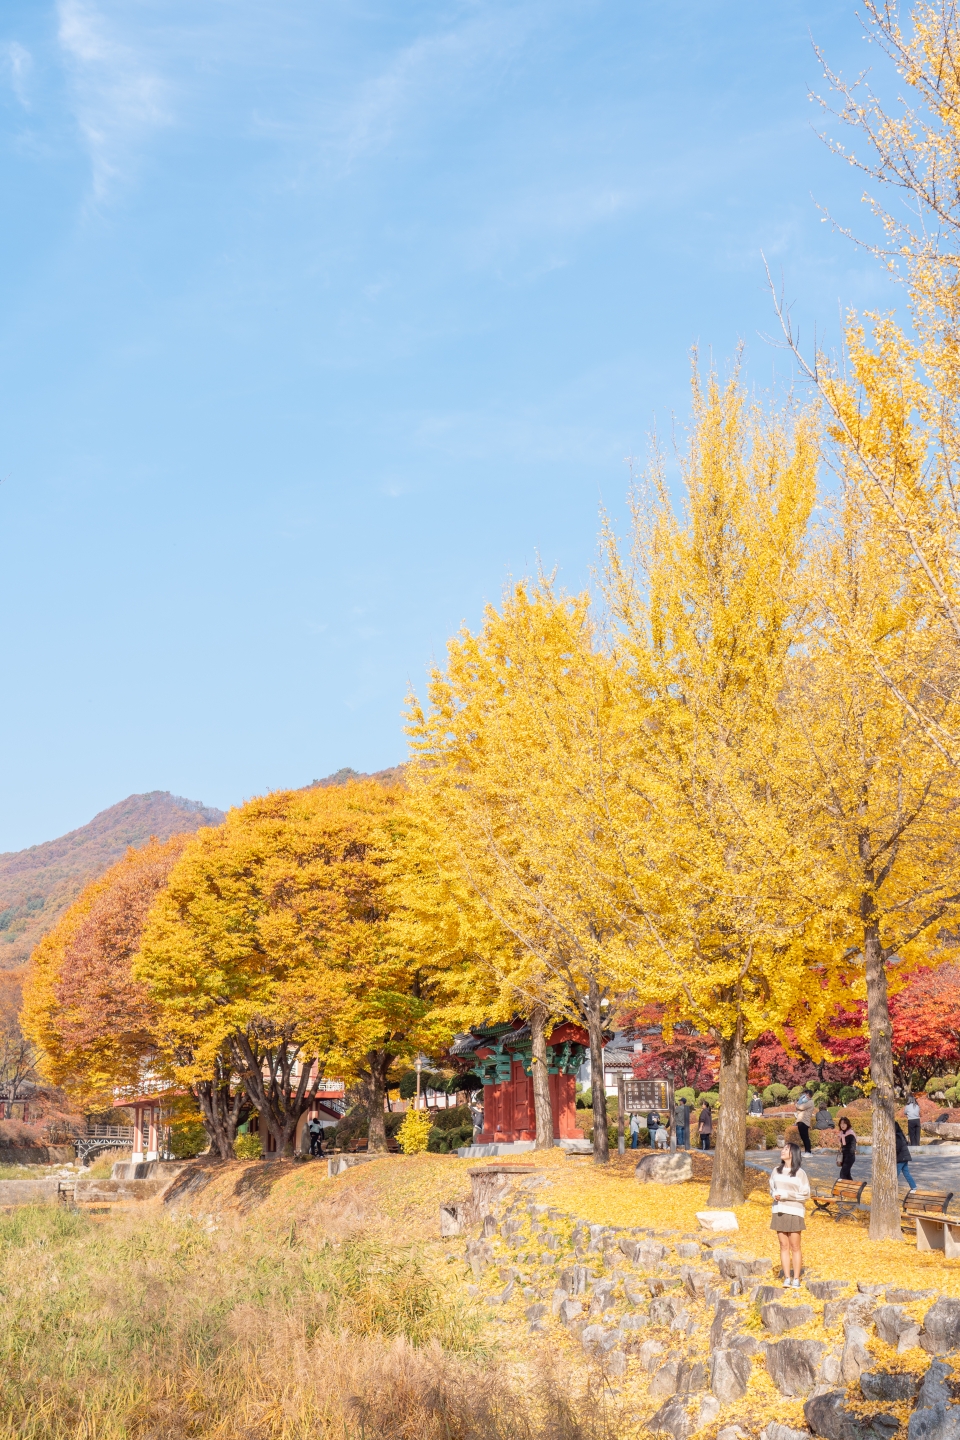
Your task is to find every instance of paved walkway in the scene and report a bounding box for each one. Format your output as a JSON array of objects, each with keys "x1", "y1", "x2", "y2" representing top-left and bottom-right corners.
[{"x1": 744, "y1": 1143, "x2": 960, "y2": 1194}]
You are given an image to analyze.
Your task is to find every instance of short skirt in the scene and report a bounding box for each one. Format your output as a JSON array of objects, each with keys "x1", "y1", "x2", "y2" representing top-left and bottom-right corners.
[{"x1": 770, "y1": 1212, "x2": 806, "y2": 1233}]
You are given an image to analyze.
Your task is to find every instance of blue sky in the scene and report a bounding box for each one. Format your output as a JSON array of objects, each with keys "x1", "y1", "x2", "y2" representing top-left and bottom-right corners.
[{"x1": 0, "y1": 0, "x2": 896, "y2": 850}]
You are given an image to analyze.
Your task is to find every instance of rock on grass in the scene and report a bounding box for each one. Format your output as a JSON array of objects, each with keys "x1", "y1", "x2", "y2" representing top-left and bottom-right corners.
[{"x1": 765, "y1": 1339, "x2": 827, "y2": 1396}]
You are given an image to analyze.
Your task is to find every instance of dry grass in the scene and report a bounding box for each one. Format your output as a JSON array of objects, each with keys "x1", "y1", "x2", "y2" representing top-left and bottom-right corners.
[
  {"x1": 0, "y1": 1178, "x2": 630, "y2": 1440},
  {"x1": 85, "y1": 1147, "x2": 132, "y2": 1178}
]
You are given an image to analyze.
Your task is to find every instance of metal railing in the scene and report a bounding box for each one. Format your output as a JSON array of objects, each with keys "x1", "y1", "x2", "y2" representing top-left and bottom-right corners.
[
  {"x1": 76, "y1": 1124, "x2": 136, "y2": 1166},
  {"x1": 86, "y1": 1124, "x2": 135, "y2": 1142}
]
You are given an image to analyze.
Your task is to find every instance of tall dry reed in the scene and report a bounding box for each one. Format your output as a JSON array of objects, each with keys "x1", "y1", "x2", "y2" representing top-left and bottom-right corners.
[{"x1": 0, "y1": 1204, "x2": 623, "y2": 1440}]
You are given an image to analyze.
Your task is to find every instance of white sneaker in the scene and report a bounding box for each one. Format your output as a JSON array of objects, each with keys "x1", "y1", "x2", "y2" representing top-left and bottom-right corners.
[
  {"x1": 791, "y1": 1278, "x2": 801, "y2": 1288},
  {"x1": 782, "y1": 1279, "x2": 792, "y2": 1289}
]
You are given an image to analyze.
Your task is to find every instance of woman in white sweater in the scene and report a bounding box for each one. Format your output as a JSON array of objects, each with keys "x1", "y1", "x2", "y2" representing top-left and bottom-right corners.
[{"x1": 769, "y1": 1141, "x2": 810, "y2": 1288}]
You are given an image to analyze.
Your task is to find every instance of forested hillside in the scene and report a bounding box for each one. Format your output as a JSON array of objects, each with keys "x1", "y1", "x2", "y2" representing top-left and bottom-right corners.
[{"x1": 0, "y1": 792, "x2": 225, "y2": 971}]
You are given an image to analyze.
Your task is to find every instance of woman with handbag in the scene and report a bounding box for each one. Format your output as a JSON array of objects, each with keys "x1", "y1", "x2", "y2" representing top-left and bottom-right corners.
[
  {"x1": 837, "y1": 1116, "x2": 856, "y2": 1180},
  {"x1": 795, "y1": 1091, "x2": 814, "y2": 1154}
]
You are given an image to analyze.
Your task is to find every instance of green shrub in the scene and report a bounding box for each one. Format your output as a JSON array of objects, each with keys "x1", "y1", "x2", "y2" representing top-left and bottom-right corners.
[
  {"x1": 428, "y1": 1105, "x2": 473, "y2": 1132},
  {"x1": 787, "y1": 1085, "x2": 804, "y2": 1101},
  {"x1": 695, "y1": 1091, "x2": 719, "y2": 1109},
  {"x1": 426, "y1": 1123, "x2": 474, "y2": 1153},
  {"x1": 675, "y1": 1086, "x2": 696, "y2": 1105},
  {"x1": 925, "y1": 1076, "x2": 950, "y2": 1095},
  {"x1": 234, "y1": 1133, "x2": 262, "y2": 1159},
  {"x1": 168, "y1": 1120, "x2": 208, "y2": 1158},
  {"x1": 763, "y1": 1083, "x2": 789, "y2": 1105},
  {"x1": 838, "y1": 1085, "x2": 859, "y2": 1105},
  {"x1": 945, "y1": 1086, "x2": 959, "y2": 1107}
]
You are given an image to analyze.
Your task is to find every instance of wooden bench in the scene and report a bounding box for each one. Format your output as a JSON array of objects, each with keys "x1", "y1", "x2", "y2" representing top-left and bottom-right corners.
[
  {"x1": 903, "y1": 1190, "x2": 957, "y2": 1255},
  {"x1": 811, "y1": 1179, "x2": 868, "y2": 1219}
]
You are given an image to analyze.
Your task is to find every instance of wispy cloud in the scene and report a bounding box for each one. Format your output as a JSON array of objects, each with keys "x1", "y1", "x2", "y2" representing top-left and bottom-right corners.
[
  {"x1": 254, "y1": 3, "x2": 543, "y2": 178},
  {"x1": 3, "y1": 41, "x2": 32, "y2": 108},
  {"x1": 57, "y1": 0, "x2": 171, "y2": 199},
  {"x1": 335, "y1": 13, "x2": 528, "y2": 167}
]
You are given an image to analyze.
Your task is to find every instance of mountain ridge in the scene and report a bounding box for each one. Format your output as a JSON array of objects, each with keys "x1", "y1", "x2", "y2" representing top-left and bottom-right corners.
[{"x1": 0, "y1": 791, "x2": 225, "y2": 970}]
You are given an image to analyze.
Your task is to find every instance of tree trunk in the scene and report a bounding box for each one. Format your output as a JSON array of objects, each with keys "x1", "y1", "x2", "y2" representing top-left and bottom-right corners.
[
  {"x1": 366, "y1": 1050, "x2": 390, "y2": 1153},
  {"x1": 865, "y1": 926, "x2": 901, "y2": 1240},
  {"x1": 530, "y1": 1003, "x2": 554, "y2": 1149},
  {"x1": 194, "y1": 1079, "x2": 246, "y2": 1160},
  {"x1": 193, "y1": 1052, "x2": 248, "y2": 1160},
  {"x1": 708, "y1": 1017, "x2": 750, "y2": 1207},
  {"x1": 585, "y1": 977, "x2": 609, "y2": 1164},
  {"x1": 231, "y1": 1032, "x2": 321, "y2": 1159}
]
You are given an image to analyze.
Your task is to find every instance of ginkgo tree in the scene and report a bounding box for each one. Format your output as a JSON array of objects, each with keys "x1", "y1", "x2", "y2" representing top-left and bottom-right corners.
[
  {"x1": 767, "y1": 0, "x2": 960, "y2": 1237},
  {"x1": 788, "y1": 482, "x2": 960, "y2": 1239},
  {"x1": 602, "y1": 364, "x2": 854, "y2": 1204},
  {"x1": 408, "y1": 582, "x2": 633, "y2": 1163},
  {"x1": 390, "y1": 796, "x2": 563, "y2": 1150}
]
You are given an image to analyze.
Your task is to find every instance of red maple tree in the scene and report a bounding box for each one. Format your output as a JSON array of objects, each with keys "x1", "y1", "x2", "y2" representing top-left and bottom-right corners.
[
  {"x1": 888, "y1": 964, "x2": 960, "y2": 1082},
  {"x1": 620, "y1": 1006, "x2": 718, "y2": 1090}
]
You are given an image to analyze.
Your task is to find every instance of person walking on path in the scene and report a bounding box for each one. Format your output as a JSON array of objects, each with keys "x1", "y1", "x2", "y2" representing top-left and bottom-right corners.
[
  {"x1": 795, "y1": 1091, "x2": 814, "y2": 1154},
  {"x1": 837, "y1": 1116, "x2": 857, "y2": 1180},
  {"x1": 698, "y1": 1102, "x2": 713, "y2": 1151},
  {"x1": 905, "y1": 1095, "x2": 922, "y2": 1148},
  {"x1": 674, "y1": 1097, "x2": 691, "y2": 1149},
  {"x1": 895, "y1": 1121, "x2": 918, "y2": 1192},
  {"x1": 630, "y1": 1113, "x2": 641, "y2": 1150},
  {"x1": 749, "y1": 1093, "x2": 764, "y2": 1116},
  {"x1": 770, "y1": 1140, "x2": 810, "y2": 1288}
]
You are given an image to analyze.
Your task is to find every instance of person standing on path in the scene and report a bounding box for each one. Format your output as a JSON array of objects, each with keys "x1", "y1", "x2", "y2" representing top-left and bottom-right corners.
[
  {"x1": 698, "y1": 1102, "x2": 713, "y2": 1151},
  {"x1": 836, "y1": 1116, "x2": 857, "y2": 1180},
  {"x1": 674, "y1": 1097, "x2": 691, "y2": 1149},
  {"x1": 629, "y1": 1113, "x2": 641, "y2": 1149},
  {"x1": 895, "y1": 1121, "x2": 918, "y2": 1192},
  {"x1": 770, "y1": 1141, "x2": 810, "y2": 1288},
  {"x1": 795, "y1": 1091, "x2": 814, "y2": 1154},
  {"x1": 749, "y1": 1093, "x2": 764, "y2": 1117},
  {"x1": 905, "y1": 1095, "x2": 922, "y2": 1148},
  {"x1": 307, "y1": 1117, "x2": 324, "y2": 1157}
]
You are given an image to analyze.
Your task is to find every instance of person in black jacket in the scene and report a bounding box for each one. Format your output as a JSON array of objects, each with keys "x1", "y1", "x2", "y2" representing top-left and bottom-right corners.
[
  {"x1": 837, "y1": 1116, "x2": 856, "y2": 1180},
  {"x1": 895, "y1": 1122, "x2": 918, "y2": 1192}
]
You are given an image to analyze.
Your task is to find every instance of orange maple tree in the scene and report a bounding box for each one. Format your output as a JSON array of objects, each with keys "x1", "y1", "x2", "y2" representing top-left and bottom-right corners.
[{"x1": 21, "y1": 835, "x2": 249, "y2": 1157}]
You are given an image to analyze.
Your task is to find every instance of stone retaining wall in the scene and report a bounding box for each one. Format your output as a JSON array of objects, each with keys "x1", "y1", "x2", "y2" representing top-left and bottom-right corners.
[
  {"x1": 0, "y1": 1145, "x2": 76, "y2": 1165},
  {"x1": 0, "y1": 1178, "x2": 61, "y2": 1207},
  {"x1": 450, "y1": 1166, "x2": 960, "y2": 1440}
]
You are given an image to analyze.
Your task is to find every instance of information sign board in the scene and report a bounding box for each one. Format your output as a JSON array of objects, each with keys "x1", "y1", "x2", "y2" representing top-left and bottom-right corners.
[{"x1": 616, "y1": 1074, "x2": 676, "y2": 1154}]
